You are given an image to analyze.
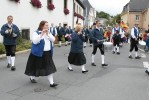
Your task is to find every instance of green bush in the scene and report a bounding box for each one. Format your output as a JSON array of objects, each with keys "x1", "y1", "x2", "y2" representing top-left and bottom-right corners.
[
  {"x1": 0, "y1": 43, "x2": 5, "y2": 54},
  {"x1": 16, "y1": 40, "x2": 31, "y2": 52},
  {"x1": 16, "y1": 34, "x2": 24, "y2": 45}
]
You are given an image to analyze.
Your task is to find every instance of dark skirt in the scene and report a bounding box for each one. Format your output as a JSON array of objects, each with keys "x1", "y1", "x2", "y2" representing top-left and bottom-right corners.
[
  {"x1": 25, "y1": 51, "x2": 56, "y2": 77},
  {"x1": 68, "y1": 52, "x2": 86, "y2": 66}
]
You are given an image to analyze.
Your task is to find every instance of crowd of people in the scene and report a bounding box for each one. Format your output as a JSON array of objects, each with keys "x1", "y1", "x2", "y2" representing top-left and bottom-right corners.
[{"x1": 1, "y1": 15, "x2": 149, "y2": 88}]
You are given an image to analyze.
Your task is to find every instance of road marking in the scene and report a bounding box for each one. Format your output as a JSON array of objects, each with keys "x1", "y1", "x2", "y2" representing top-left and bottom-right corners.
[
  {"x1": 141, "y1": 53, "x2": 146, "y2": 58},
  {"x1": 143, "y1": 61, "x2": 149, "y2": 68}
]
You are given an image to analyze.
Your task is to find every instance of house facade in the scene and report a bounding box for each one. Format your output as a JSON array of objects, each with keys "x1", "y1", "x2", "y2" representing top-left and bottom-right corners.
[
  {"x1": 121, "y1": 0, "x2": 149, "y2": 30},
  {"x1": 73, "y1": 0, "x2": 85, "y2": 27},
  {"x1": 0, "y1": 0, "x2": 85, "y2": 43},
  {"x1": 81, "y1": 0, "x2": 96, "y2": 27}
]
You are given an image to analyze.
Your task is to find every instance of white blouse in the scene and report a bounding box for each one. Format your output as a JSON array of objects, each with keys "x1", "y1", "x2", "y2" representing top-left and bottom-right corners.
[{"x1": 31, "y1": 31, "x2": 55, "y2": 51}]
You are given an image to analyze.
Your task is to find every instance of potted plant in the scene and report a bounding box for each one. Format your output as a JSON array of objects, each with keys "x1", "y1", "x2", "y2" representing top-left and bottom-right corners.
[
  {"x1": 48, "y1": 3, "x2": 55, "y2": 10},
  {"x1": 30, "y1": 0, "x2": 42, "y2": 8},
  {"x1": 64, "y1": 8, "x2": 69, "y2": 15}
]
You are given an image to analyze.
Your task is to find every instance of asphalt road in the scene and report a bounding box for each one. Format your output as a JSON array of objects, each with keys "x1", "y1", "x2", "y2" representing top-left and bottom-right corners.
[{"x1": 0, "y1": 43, "x2": 149, "y2": 100}]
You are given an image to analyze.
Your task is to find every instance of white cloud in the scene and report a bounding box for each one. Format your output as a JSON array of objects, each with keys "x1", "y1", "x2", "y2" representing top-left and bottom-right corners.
[{"x1": 88, "y1": 0, "x2": 130, "y2": 15}]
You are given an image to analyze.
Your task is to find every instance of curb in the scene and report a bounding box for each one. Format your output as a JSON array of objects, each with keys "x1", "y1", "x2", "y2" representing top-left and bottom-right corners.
[{"x1": 0, "y1": 43, "x2": 67, "y2": 59}]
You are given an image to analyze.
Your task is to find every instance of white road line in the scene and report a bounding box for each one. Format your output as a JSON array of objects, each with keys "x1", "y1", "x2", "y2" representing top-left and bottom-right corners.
[
  {"x1": 141, "y1": 53, "x2": 146, "y2": 58},
  {"x1": 143, "y1": 61, "x2": 149, "y2": 68}
]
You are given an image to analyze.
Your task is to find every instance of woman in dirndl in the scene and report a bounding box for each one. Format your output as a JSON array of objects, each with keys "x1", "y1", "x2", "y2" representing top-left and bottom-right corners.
[
  {"x1": 67, "y1": 24, "x2": 88, "y2": 74},
  {"x1": 25, "y1": 21, "x2": 58, "y2": 87}
]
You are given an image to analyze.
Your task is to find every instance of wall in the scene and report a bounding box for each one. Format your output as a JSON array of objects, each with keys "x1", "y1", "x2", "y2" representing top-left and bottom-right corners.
[{"x1": 0, "y1": 0, "x2": 73, "y2": 42}]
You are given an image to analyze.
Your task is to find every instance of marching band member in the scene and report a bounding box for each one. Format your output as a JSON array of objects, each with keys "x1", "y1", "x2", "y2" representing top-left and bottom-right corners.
[
  {"x1": 68, "y1": 24, "x2": 88, "y2": 74},
  {"x1": 1, "y1": 15, "x2": 20, "y2": 71},
  {"x1": 129, "y1": 24, "x2": 141, "y2": 59},
  {"x1": 112, "y1": 30, "x2": 121, "y2": 54},
  {"x1": 25, "y1": 21, "x2": 58, "y2": 87},
  {"x1": 91, "y1": 21, "x2": 108, "y2": 67}
]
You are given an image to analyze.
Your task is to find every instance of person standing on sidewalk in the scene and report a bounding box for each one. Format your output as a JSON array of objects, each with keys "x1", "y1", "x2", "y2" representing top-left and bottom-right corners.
[
  {"x1": 25, "y1": 21, "x2": 58, "y2": 87},
  {"x1": 91, "y1": 21, "x2": 108, "y2": 67},
  {"x1": 129, "y1": 23, "x2": 141, "y2": 59},
  {"x1": 68, "y1": 24, "x2": 88, "y2": 74},
  {"x1": 0, "y1": 15, "x2": 20, "y2": 71}
]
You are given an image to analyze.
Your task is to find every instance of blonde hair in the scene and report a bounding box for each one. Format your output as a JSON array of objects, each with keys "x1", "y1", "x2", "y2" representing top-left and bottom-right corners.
[{"x1": 75, "y1": 24, "x2": 82, "y2": 32}]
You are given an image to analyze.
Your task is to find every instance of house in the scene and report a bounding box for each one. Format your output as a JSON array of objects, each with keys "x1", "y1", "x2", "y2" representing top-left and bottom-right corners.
[
  {"x1": 81, "y1": 0, "x2": 96, "y2": 27},
  {"x1": 0, "y1": 0, "x2": 74, "y2": 43},
  {"x1": 73, "y1": 0, "x2": 85, "y2": 27},
  {"x1": 121, "y1": 0, "x2": 149, "y2": 30}
]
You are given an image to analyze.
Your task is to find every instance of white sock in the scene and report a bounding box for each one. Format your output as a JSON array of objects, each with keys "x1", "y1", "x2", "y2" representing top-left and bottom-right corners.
[
  {"x1": 113, "y1": 46, "x2": 116, "y2": 52},
  {"x1": 147, "y1": 68, "x2": 149, "y2": 72},
  {"x1": 11, "y1": 57, "x2": 15, "y2": 66},
  {"x1": 84, "y1": 42, "x2": 87, "y2": 47},
  {"x1": 30, "y1": 76, "x2": 35, "y2": 80},
  {"x1": 59, "y1": 41, "x2": 62, "y2": 46},
  {"x1": 65, "y1": 41, "x2": 68, "y2": 45},
  {"x1": 117, "y1": 47, "x2": 119, "y2": 52},
  {"x1": 135, "y1": 52, "x2": 138, "y2": 57},
  {"x1": 101, "y1": 55, "x2": 105, "y2": 64},
  {"x1": 48, "y1": 74, "x2": 54, "y2": 85},
  {"x1": 81, "y1": 65, "x2": 86, "y2": 71},
  {"x1": 68, "y1": 63, "x2": 73, "y2": 70},
  {"x1": 129, "y1": 52, "x2": 132, "y2": 56},
  {"x1": 7, "y1": 56, "x2": 11, "y2": 64},
  {"x1": 92, "y1": 54, "x2": 95, "y2": 63}
]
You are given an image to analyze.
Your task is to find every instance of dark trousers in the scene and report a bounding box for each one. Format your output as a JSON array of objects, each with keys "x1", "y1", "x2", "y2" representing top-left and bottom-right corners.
[
  {"x1": 84, "y1": 36, "x2": 88, "y2": 42},
  {"x1": 130, "y1": 38, "x2": 138, "y2": 52},
  {"x1": 89, "y1": 39, "x2": 92, "y2": 44},
  {"x1": 4, "y1": 45, "x2": 16, "y2": 56},
  {"x1": 58, "y1": 35, "x2": 62, "y2": 41},
  {"x1": 113, "y1": 40, "x2": 120, "y2": 47},
  {"x1": 92, "y1": 44, "x2": 104, "y2": 55}
]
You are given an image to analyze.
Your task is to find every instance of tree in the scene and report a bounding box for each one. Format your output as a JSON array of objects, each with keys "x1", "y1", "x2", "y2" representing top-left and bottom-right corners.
[
  {"x1": 96, "y1": 11, "x2": 112, "y2": 26},
  {"x1": 112, "y1": 14, "x2": 121, "y2": 25},
  {"x1": 96, "y1": 11, "x2": 110, "y2": 20}
]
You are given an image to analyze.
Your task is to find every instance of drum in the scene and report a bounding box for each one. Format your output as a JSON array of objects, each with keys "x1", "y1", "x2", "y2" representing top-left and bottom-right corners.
[
  {"x1": 138, "y1": 40, "x2": 146, "y2": 50},
  {"x1": 103, "y1": 42, "x2": 113, "y2": 52}
]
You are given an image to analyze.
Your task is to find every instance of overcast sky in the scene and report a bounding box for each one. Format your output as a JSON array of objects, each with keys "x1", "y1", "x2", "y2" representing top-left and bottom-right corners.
[{"x1": 88, "y1": 0, "x2": 130, "y2": 15}]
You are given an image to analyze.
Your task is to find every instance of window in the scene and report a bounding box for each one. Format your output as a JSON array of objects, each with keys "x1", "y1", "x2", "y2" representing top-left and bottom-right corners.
[
  {"x1": 74, "y1": 3, "x2": 76, "y2": 12},
  {"x1": 136, "y1": 15, "x2": 140, "y2": 21},
  {"x1": 47, "y1": 0, "x2": 52, "y2": 4},
  {"x1": 64, "y1": 0, "x2": 67, "y2": 8},
  {"x1": 77, "y1": 5, "x2": 78, "y2": 13}
]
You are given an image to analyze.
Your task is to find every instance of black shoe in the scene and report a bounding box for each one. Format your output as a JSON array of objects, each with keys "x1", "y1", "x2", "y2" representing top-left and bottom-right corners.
[
  {"x1": 113, "y1": 51, "x2": 115, "y2": 54},
  {"x1": 11, "y1": 66, "x2": 16, "y2": 71},
  {"x1": 30, "y1": 78, "x2": 37, "y2": 83},
  {"x1": 84, "y1": 46, "x2": 86, "y2": 48},
  {"x1": 7, "y1": 64, "x2": 11, "y2": 68},
  {"x1": 129, "y1": 55, "x2": 133, "y2": 59},
  {"x1": 68, "y1": 67, "x2": 73, "y2": 71},
  {"x1": 145, "y1": 70, "x2": 149, "y2": 75},
  {"x1": 135, "y1": 56, "x2": 141, "y2": 59},
  {"x1": 50, "y1": 83, "x2": 58, "y2": 87},
  {"x1": 91, "y1": 63, "x2": 96, "y2": 66},
  {"x1": 117, "y1": 52, "x2": 120, "y2": 55},
  {"x1": 82, "y1": 70, "x2": 88, "y2": 74},
  {"x1": 102, "y1": 64, "x2": 108, "y2": 66},
  {"x1": 90, "y1": 45, "x2": 92, "y2": 47}
]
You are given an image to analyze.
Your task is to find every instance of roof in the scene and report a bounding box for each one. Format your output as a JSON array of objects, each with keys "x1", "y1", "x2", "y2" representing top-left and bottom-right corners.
[
  {"x1": 76, "y1": 0, "x2": 85, "y2": 9},
  {"x1": 129, "y1": 0, "x2": 149, "y2": 12}
]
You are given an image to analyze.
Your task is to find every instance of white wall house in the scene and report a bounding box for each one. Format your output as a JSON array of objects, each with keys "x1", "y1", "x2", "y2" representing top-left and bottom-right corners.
[
  {"x1": 74, "y1": 0, "x2": 85, "y2": 27},
  {"x1": 0, "y1": 0, "x2": 74, "y2": 42}
]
